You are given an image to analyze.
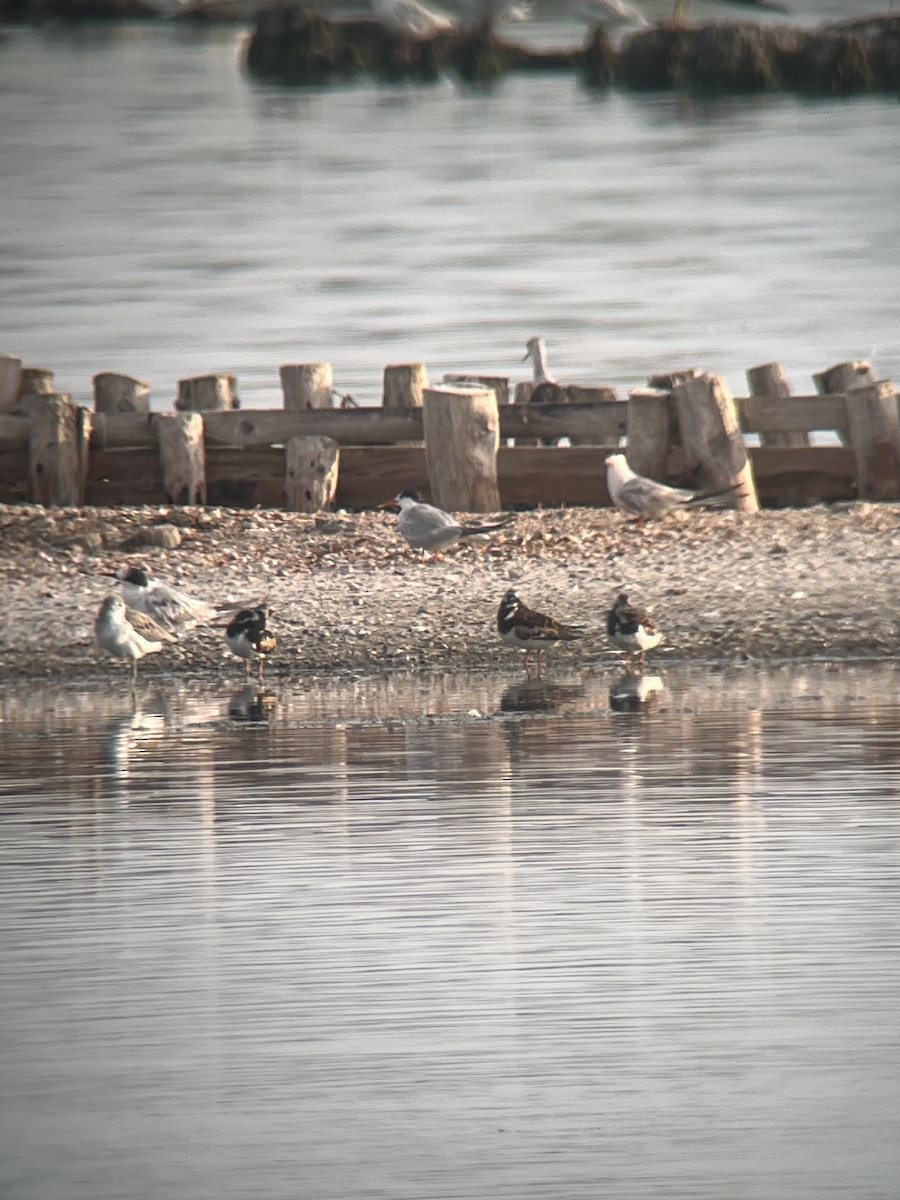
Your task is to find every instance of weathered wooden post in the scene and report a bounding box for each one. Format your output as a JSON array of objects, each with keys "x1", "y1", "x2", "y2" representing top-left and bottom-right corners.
[
  {"x1": 625, "y1": 387, "x2": 671, "y2": 480},
  {"x1": 285, "y1": 435, "x2": 340, "y2": 513},
  {"x1": 18, "y1": 367, "x2": 55, "y2": 401},
  {"x1": 0, "y1": 355, "x2": 22, "y2": 413},
  {"x1": 844, "y1": 379, "x2": 900, "y2": 501},
  {"x1": 93, "y1": 372, "x2": 151, "y2": 414},
  {"x1": 512, "y1": 381, "x2": 537, "y2": 446},
  {"x1": 176, "y1": 373, "x2": 238, "y2": 412},
  {"x1": 672, "y1": 372, "x2": 760, "y2": 512},
  {"x1": 155, "y1": 412, "x2": 206, "y2": 505},
  {"x1": 422, "y1": 384, "x2": 500, "y2": 512},
  {"x1": 747, "y1": 362, "x2": 809, "y2": 448},
  {"x1": 442, "y1": 374, "x2": 510, "y2": 406},
  {"x1": 813, "y1": 360, "x2": 876, "y2": 445},
  {"x1": 383, "y1": 363, "x2": 429, "y2": 408},
  {"x1": 280, "y1": 363, "x2": 334, "y2": 410},
  {"x1": 26, "y1": 393, "x2": 92, "y2": 507},
  {"x1": 563, "y1": 385, "x2": 619, "y2": 446}
]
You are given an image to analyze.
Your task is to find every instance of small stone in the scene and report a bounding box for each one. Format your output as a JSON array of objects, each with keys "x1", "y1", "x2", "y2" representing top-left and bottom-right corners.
[{"x1": 122, "y1": 524, "x2": 183, "y2": 550}]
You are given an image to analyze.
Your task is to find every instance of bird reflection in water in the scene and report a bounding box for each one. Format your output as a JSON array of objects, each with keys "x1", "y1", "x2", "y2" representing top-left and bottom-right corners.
[
  {"x1": 228, "y1": 688, "x2": 278, "y2": 724},
  {"x1": 499, "y1": 679, "x2": 585, "y2": 714},
  {"x1": 608, "y1": 672, "x2": 665, "y2": 713}
]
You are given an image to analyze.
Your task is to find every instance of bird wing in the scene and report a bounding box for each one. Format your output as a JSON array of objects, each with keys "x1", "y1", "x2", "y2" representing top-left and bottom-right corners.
[
  {"x1": 400, "y1": 504, "x2": 459, "y2": 539},
  {"x1": 125, "y1": 607, "x2": 178, "y2": 643},
  {"x1": 149, "y1": 583, "x2": 215, "y2": 626},
  {"x1": 515, "y1": 603, "x2": 581, "y2": 641},
  {"x1": 617, "y1": 476, "x2": 692, "y2": 514}
]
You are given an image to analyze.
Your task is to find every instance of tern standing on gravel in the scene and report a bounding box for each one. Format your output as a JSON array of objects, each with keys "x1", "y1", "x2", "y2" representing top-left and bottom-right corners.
[
  {"x1": 381, "y1": 491, "x2": 512, "y2": 558},
  {"x1": 108, "y1": 565, "x2": 217, "y2": 632}
]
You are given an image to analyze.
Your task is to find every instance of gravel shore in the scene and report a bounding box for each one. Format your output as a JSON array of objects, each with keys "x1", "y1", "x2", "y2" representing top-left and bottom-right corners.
[{"x1": 1, "y1": 501, "x2": 898, "y2": 681}]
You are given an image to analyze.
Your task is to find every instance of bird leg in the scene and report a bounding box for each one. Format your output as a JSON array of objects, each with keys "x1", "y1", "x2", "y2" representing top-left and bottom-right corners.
[{"x1": 257, "y1": 657, "x2": 265, "y2": 684}]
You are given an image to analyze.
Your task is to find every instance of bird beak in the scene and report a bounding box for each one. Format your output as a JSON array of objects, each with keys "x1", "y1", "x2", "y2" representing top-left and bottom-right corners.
[
  {"x1": 377, "y1": 499, "x2": 399, "y2": 511},
  {"x1": 522, "y1": 350, "x2": 530, "y2": 362}
]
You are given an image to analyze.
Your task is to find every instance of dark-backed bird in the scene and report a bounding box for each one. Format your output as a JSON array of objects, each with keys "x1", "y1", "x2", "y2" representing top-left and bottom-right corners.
[
  {"x1": 225, "y1": 606, "x2": 277, "y2": 683},
  {"x1": 497, "y1": 588, "x2": 582, "y2": 676},
  {"x1": 605, "y1": 453, "x2": 739, "y2": 521},
  {"x1": 107, "y1": 565, "x2": 217, "y2": 632},
  {"x1": 381, "y1": 491, "x2": 512, "y2": 558},
  {"x1": 94, "y1": 594, "x2": 176, "y2": 683},
  {"x1": 607, "y1": 592, "x2": 662, "y2": 670}
]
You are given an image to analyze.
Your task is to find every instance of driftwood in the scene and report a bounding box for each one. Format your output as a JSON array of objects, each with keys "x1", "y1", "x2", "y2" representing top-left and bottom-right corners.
[
  {"x1": 747, "y1": 362, "x2": 809, "y2": 448},
  {"x1": 285, "y1": 434, "x2": 339, "y2": 512},
  {"x1": 442, "y1": 374, "x2": 510, "y2": 407},
  {"x1": 625, "y1": 388, "x2": 671, "y2": 481},
  {"x1": 26, "y1": 393, "x2": 91, "y2": 507},
  {"x1": 176, "y1": 373, "x2": 238, "y2": 412},
  {"x1": 93, "y1": 372, "x2": 151, "y2": 414},
  {"x1": 156, "y1": 412, "x2": 206, "y2": 505},
  {"x1": 18, "y1": 368, "x2": 55, "y2": 401},
  {"x1": 280, "y1": 363, "x2": 334, "y2": 411},
  {"x1": 422, "y1": 384, "x2": 500, "y2": 512},
  {"x1": 0, "y1": 356, "x2": 22, "y2": 414},
  {"x1": 672, "y1": 372, "x2": 760, "y2": 512},
  {"x1": 383, "y1": 363, "x2": 429, "y2": 408},
  {"x1": 844, "y1": 380, "x2": 900, "y2": 501}
]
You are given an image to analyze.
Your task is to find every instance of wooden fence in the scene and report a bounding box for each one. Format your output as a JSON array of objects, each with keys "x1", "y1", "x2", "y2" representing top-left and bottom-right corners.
[{"x1": 0, "y1": 353, "x2": 898, "y2": 512}]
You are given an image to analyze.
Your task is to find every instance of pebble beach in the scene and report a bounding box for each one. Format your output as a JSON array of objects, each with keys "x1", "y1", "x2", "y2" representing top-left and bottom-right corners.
[{"x1": 1, "y1": 500, "x2": 898, "y2": 682}]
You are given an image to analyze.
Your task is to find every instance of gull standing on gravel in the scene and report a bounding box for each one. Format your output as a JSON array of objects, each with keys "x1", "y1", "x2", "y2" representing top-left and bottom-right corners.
[
  {"x1": 371, "y1": 0, "x2": 455, "y2": 38},
  {"x1": 605, "y1": 453, "x2": 739, "y2": 521},
  {"x1": 497, "y1": 589, "x2": 582, "y2": 676},
  {"x1": 607, "y1": 592, "x2": 662, "y2": 671},
  {"x1": 380, "y1": 491, "x2": 512, "y2": 558},
  {"x1": 107, "y1": 565, "x2": 217, "y2": 632},
  {"x1": 571, "y1": 0, "x2": 649, "y2": 35},
  {"x1": 225, "y1": 606, "x2": 277, "y2": 683},
  {"x1": 94, "y1": 594, "x2": 175, "y2": 683}
]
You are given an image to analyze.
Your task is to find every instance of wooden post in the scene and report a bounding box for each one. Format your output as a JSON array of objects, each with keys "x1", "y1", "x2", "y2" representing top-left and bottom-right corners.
[
  {"x1": 383, "y1": 363, "x2": 429, "y2": 408},
  {"x1": 18, "y1": 367, "x2": 55, "y2": 401},
  {"x1": 155, "y1": 412, "x2": 206, "y2": 505},
  {"x1": 747, "y1": 362, "x2": 809, "y2": 448},
  {"x1": 422, "y1": 385, "x2": 500, "y2": 512},
  {"x1": 279, "y1": 363, "x2": 334, "y2": 411},
  {"x1": 27, "y1": 393, "x2": 91, "y2": 507},
  {"x1": 813, "y1": 360, "x2": 875, "y2": 445},
  {"x1": 0, "y1": 355, "x2": 22, "y2": 413},
  {"x1": 672, "y1": 372, "x2": 759, "y2": 512},
  {"x1": 93, "y1": 372, "x2": 151, "y2": 414},
  {"x1": 442, "y1": 374, "x2": 510, "y2": 406},
  {"x1": 564, "y1": 385, "x2": 620, "y2": 446},
  {"x1": 648, "y1": 369, "x2": 700, "y2": 389},
  {"x1": 176, "y1": 373, "x2": 238, "y2": 412},
  {"x1": 285, "y1": 434, "x2": 339, "y2": 513},
  {"x1": 626, "y1": 387, "x2": 671, "y2": 480},
  {"x1": 845, "y1": 379, "x2": 900, "y2": 501},
  {"x1": 512, "y1": 381, "x2": 537, "y2": 446}
]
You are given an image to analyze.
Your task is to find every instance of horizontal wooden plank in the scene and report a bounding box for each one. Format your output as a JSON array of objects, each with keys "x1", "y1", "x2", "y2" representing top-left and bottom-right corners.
[
  {"x1": 737, "y1": 393, "x2": 849, "y2": 434},
  {"x1": 0, "y1": 415, "x2": 28, "y2": 451},
  {"x1": 747, "y1": 445, "x2": 857, "y2": 504},
  {"x1": 498, "y1": 447, "x2": 610, "y2": 506},
  {"x1": 203, "y1": 408, "x2": 425, "y2": 449}
]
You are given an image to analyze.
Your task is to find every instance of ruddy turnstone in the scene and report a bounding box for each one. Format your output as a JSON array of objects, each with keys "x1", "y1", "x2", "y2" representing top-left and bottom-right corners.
[
  {"x1": 107, "y1": 565, "x2": 217, "y2": 632},
  {"x1": 225, "y1": 606, "x2": 277, "y2": 683},
  {"x1": 497, "y1": 589, "x2": 581, "y2": 676},
  {"x1": 605, "y1": 453, "x2": 738, "y2": 522},
  {"x1": 381, "y1": 491, "x2": 512, "y2": 558},
  {"x1": 94, "y1": 594, "x2": 175, "y2": 682},
  {"x1": 607, "y1": 592, "x2": 662, "y2": 670}
]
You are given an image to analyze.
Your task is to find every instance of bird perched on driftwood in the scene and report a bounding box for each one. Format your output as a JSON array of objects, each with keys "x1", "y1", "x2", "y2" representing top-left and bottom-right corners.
[
  {"x1": 371, "y1": 0, "x2": 455, "y2": 39},
  {"x1": 225, "y1": 606, "x2": 277, "y2": 683},
  {"x1": 523, "y1": 336, "x2": 569, "y2": 407},
  {"x1": 607, "y1": 592, "x2": 662, "y2": 671},
  {"x1": 497, "y1": 589, "x2": 582, "y2": 676},
  {"x1": 605, "y1": 453, "x2": 739, "y2": 522},
  {"x1": 94, "y1": 594, "x2": 176, "y2": 683},
  {"x1": 571, "y1": 0, "x2": 649, "y2": 37},
  {"x1": 106, "y1": 565, "x2": 217, "y2": 632},
  {"x1": 380, "y1": 490, "x2": 512, "y2": 558}
]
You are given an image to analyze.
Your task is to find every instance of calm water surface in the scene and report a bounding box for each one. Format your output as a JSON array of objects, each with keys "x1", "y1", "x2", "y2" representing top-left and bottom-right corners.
[
  {"x1": 1, "y1": 1, "x2": 899, "y2": 407},
  {"x1": 2, "y1": 661, "x2": 900, "y2": 1199}
]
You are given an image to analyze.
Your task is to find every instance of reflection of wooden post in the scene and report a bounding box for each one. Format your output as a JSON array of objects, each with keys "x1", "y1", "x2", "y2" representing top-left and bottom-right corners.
[
  {"x1": 280, "y1": 363, "x2": 334, "y2": 410},
  {"x1": 0, "y1": 355, "x2": 22, "y2": 413},
  {"x1": 845, "y1": 379, "x2": 900, "y2": 500},
  {"x1": 176, "y1": 373, "x2": 238, "y2": 411},
  {"x1": 156, "y1": 412, "x2": 206, "y2": 505},
  {"x1": 285, "y1": 434, "x2": 339, "y2": 513},
  {"x1": 672, "y1": 372, "x2": 759, "y2": 512},
  {"x1": 27, "y1": 394, "x2": 91, "y2": 506},
  {"x1": 384, "y1": 363, "x2": 429, "y2": 408},
  {"x1": 93, "y1": 372, "x2": 151, "y2": 414},
  {"x1": 422, "y1": 385, "x2": 500, "y2": 512},
  {"x1": 747, "y1": 361, "x2": 808, "y2": 448},
  {"x1": 18, "y1": 367, "x2": 55, "y2": 400},
  {"x1": 626, "y1": 387, "x2": 671, "y2": 480}
]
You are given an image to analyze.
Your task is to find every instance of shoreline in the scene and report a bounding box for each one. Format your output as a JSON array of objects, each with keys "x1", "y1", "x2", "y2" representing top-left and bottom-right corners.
[{"x1": 1, "y1": 500, "x2": 898, "y2": 682}]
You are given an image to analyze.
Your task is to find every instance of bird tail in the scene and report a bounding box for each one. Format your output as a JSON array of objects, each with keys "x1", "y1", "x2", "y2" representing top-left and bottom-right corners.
[
  {"x1": 687, "y1": 483, "x2": 746, "y2": 507},
  {"x1": 458, "y1": 516, "x2": 515, "y2": 540}
]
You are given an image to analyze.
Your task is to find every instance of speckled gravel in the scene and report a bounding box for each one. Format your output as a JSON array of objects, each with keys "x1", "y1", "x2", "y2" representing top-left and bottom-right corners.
[{"x1": 1, "y1": 500, "x2": 899, "y2": 681}]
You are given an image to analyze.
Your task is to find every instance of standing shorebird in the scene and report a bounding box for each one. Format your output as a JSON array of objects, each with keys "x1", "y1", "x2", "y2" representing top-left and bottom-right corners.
[
  {"x1": 107, "y1": 565, "x2": 217, "y2": 632},
  {"x1": 523, "y1": 336, "x2": 569, "y2": 407},
  {"x1": 380, "y1": 491, "x2": 512, "y2": 559},
  {"x1": 94, "y1": 594, "x2": 175, "y2": 683},
  {"x1": 605, "y1": 453, "x2": 739, "y2": 522},
  {"x1": 607, "y1": 592, "x2": 663, "y2": 671},
  {"x1": 225, "y1": 606, "x2": 277, "y2": 683},
  {"x1": 497, "y1": 589, "x2": 582, "y2": 676}
]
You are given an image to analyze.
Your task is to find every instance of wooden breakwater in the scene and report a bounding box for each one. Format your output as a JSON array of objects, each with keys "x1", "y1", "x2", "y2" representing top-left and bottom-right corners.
[
  {"x1": 243, "y1": 8, "x2": 900, "y2": 94},
  {"x1": 2, "y1": 353, "x2": 899, "y2": 513}
]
